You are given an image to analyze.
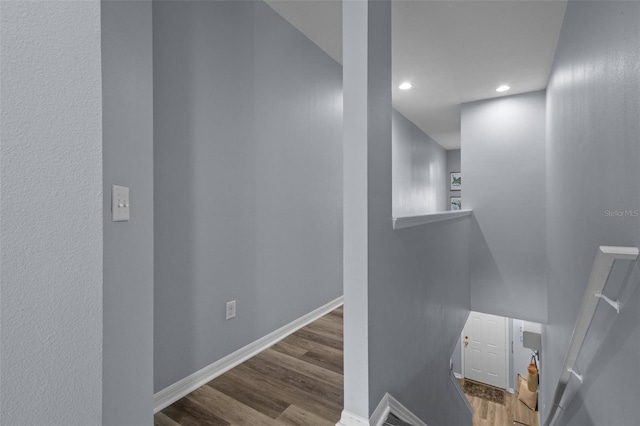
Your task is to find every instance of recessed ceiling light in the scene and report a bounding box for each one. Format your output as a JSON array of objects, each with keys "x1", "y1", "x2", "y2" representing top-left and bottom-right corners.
[
  {"x1": 399, "y1": 82, "x2": 412, "y2": 90},
  {"x1": 496, "y1": 85, "x2": 511, "y2": 92}
]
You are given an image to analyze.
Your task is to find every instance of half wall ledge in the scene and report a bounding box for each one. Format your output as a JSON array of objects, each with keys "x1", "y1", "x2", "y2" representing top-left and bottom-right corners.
[{"x1": 392, "y1": 210, "x2": 472, "y2": 230}]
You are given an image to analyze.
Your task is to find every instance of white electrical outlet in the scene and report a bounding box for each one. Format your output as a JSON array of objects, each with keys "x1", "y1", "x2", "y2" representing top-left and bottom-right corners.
[{"x1": 226, "y1": 300, "x2": 236, "y2": 320}]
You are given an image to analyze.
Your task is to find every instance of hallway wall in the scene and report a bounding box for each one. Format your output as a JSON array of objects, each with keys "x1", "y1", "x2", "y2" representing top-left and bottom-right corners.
[
  {"x1": 153, "y1": 0, "x2": 343, "y2": 393},
  {"x1": 542, "y1": 2, "x2": 640, "y2": 424},
  {"x1": 446, "y1": 149, "x2": 461, "y2": 210},
  {"x1": 462, "y1": 91, "x2": 547, "y2": 323},
  {"x1": 392, "y1": 109, "x2": 448, "y2": 216},
  {"x1": 102, "y1": 1, "x2": 154, "y2": 424}
]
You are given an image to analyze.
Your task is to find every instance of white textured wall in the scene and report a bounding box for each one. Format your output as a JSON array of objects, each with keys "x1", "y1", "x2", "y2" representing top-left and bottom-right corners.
[{"x1": 0, "y1": 2, "x2": 103, "y2": 425}]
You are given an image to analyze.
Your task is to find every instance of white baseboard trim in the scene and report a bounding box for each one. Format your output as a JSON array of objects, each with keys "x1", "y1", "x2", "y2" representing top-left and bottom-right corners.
[
  {"x1": 337, "y1": 410, "x2": 370, "y2": 426},
  {"x1": 154, "y1": 296, "x2": 344, "y2": 413},
  {"x1": 454, "y1": 372, "x2": 463, "y2": 380},
  {"x1": 507, "y1": 387, "x2": 515, "y2": 394},
  {"x1": 337, "y1": 393, "x2": 428, "y2": 426}
]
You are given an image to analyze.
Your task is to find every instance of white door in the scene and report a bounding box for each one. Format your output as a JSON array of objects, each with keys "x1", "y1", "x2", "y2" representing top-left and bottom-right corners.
[{"x1": 463, "y1": 311, "x2": 507, "y2": 389}]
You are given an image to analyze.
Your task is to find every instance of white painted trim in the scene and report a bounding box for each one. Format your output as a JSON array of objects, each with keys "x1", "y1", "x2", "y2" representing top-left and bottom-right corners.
[
  {"x1": 505, "y1": 319, "x2": 510, "y2": 391},
  {"x1": 383, "y1": 393, "x2": 428, "y2": 426},
  {"x1": 392, "y1": 209, "x2": 472, "y2": 230},
  {"x1": 454, "y1": 372, "x2": 463, "y2": 380},
  {"x1": 450, "y1": 371, "x2": 473, "y2": 417},
  {"x1": 460, "y1": 330, "x2": 465, "y2": 378},
  {"x1": 369, "y1": 394, "x2": 391, "y2": 426},
  {"x1": 337, "y1": 393, "x2": 429, "y2": 426},
  {"x1": 544, "y1": 246, "x2": 639, "y2": 426},
  {"x1": 337, "y1": 410, "x2": 370, "y2": 426},
  {"x1": 154, "y1": 296, "x2": 344, "y2": 413},
  {"x1": 507, "y1": 387, "x2": 515, "y2": 394}
]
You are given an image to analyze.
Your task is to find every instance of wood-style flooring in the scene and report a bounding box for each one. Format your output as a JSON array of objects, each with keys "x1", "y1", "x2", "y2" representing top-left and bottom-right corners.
[
  {"x1": 154, "y1": 306, "x2": 343, "y2": 426},
  {"x1": 458, "y1": 379, "x2": 539, "y2": 426}
]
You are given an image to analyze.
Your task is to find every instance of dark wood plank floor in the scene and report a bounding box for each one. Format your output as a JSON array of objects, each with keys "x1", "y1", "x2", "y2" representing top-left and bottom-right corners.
[{"x1": 155, "y1": 306, "x2": 344, "y2": 426}]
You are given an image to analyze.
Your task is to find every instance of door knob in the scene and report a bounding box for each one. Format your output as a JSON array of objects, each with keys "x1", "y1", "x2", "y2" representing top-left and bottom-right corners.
[{"x1": 464, "y1": 336, "x2": 469, "y2": 347}]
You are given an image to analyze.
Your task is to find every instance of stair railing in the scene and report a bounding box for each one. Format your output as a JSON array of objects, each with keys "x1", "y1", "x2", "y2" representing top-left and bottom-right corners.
[{"x1": 543, "y1": 246, "x2": 639, "y2": 426}]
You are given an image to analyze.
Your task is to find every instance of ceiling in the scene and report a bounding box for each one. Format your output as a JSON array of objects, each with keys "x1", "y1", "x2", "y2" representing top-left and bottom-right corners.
[{"x1": 264, "y1": 0, "x2": 567, "y2": 150}]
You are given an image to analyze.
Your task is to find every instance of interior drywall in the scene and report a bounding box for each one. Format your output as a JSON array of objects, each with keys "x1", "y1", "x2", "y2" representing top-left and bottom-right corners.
[
  {"x1": 0, "y1": 2, "x2": 104, "y2": 424},
  {"x1": 343, "y1": 2, "x2": 471, "y2": 423},
  {"x1": 102, "y1": 1, "x2": 154, "y2": 424},
  {"x1": 392, "y1": 109, "x2": 447, "y2": 216},
  {"x1": 542, "y1": 2, "x2": 640, "y2": 424},
  {"x1": 446, "y1": 153, "x2": 463, "y2": 374},
  {"x1": 253, "y1": 1, "x2": 343, "y2": 338},
  {"x1": 451, "y1": 334, "x2": 462, "y2": 376},
  {"x1": 447, "y1": 149, "x2": 461, "y2": 210},
  {"x1": 369, "y1": 218, "x2": 472, "y2": 425},
  {"x1": 153, "y1": 0, "x2": 342, "y2": 392},
  {"x1": 462, "y1": 91, "x2": 547, "y2": 323}
]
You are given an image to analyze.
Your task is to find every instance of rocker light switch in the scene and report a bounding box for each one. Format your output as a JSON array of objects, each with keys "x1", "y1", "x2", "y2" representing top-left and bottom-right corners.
[{"x1": 112, "y1": 185, "x2": 130, "y2": 222}]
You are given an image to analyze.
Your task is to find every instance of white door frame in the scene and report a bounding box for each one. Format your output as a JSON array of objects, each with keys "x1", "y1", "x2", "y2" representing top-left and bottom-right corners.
[{"x1": 460, "y1": 312, "x2": 510, "y2": 390}]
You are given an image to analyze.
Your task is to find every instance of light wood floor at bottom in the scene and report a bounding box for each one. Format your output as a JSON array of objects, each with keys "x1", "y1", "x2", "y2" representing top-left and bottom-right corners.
[{"x1": 464, "y1": 389, "x2": 539, "y2": 426}]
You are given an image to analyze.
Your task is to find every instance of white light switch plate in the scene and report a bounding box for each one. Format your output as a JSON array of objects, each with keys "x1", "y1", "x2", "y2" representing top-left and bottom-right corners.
[{"x1": 112, "y1": 185, "x2": 130, "y2": 222}]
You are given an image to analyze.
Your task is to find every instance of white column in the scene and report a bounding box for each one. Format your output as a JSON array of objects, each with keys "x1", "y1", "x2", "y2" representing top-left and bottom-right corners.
[{"x1": 341, "y1": 0, "x2": 392, "y2": 423}]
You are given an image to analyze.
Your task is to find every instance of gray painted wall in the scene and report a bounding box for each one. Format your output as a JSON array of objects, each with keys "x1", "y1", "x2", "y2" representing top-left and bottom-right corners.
[
  {"x1": 542, "y1": 2, "x2": 640, "y2": 424},
  {"x1": 452, "y1": 333, "x2": 462, "y2": 376},
  {"x1": 447, "y1": 149, "x2": 461, "y2": 210},
  {"x1": 392, "y1": 109, "x2": 447, "y2": 216},
  {"x1": 102, "y1": 1, "x2": 154, "y2": 424},
  {"x1": 153, "y1": 0, "x2": 343, "y2": 392},
  {"x1": 449, "y1": 139, "x2": 464, "y2": 372},
  {"x1": 369, "y1": 218, "x2": 472, "y2": 425},
  {"x1": 343, "y1": 2, "x2": 471, "y2": 423},
  {"x1": 462, "y1": 91, "x2": 547, "y2": 323},
  {"x1": 0, "y1": 2, "x2": 104, "y2": 424}
]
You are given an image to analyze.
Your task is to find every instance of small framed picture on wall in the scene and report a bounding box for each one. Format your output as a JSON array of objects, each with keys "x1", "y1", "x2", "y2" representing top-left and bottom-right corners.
[
  {"x1": 450, "y1": 172, "x2": 461, "y2": 191},
  {"x1": 450, "y1": 196, "x2": 462, "y2": 211}
]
